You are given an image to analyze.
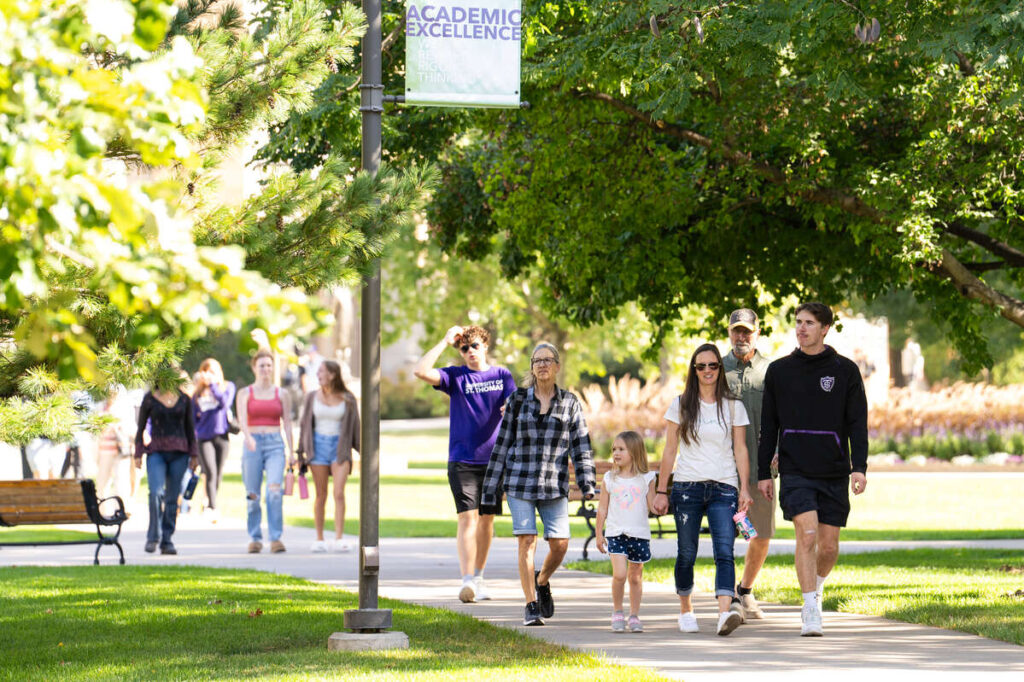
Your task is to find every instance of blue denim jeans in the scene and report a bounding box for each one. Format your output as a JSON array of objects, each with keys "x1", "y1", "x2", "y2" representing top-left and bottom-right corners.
[
  {"x1": 145, "y1": 451, "x2": 190, "y2": 545},
  {"x1": 671, "y1": 480, "x2": 738, "y2": 597},
  {"x1": 242, "y1": 433, "x2": 286, "y2": 542}
]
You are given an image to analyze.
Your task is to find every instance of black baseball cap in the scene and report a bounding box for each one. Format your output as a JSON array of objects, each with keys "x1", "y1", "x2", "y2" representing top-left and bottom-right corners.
[{"x1": 728, "y1": 308, "x2": 759, "y2": 331}]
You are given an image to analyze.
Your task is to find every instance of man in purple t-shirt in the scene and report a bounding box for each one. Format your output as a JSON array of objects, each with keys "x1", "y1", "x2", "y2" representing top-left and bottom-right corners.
[{"x1": 414, "y1": 324, "x2": 516, "y2": 603}]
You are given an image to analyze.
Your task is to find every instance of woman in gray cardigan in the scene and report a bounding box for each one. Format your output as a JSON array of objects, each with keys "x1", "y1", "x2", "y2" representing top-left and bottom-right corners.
[{"x1": 297, "y1": 360, "x2": 360, "y2": 553}]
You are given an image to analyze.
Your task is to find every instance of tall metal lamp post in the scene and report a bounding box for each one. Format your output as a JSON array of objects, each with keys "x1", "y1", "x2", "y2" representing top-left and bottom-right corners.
[{"x1": 328, "y1": 0, "x2": 408, "y2": 652}]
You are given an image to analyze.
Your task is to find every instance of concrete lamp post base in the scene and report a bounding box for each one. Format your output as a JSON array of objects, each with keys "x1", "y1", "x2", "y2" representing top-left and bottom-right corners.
[{"x1": 328, "y1": 631, "x2": 409, "y2": 652}]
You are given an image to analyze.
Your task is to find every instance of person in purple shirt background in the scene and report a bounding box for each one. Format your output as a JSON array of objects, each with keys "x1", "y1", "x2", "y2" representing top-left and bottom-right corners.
[
  {"x1": 414, "y1": 324, "x2": 516, "y2": 604},
  {"x1": 193, "y1": 358, "x2": 236, "y2": 522}
]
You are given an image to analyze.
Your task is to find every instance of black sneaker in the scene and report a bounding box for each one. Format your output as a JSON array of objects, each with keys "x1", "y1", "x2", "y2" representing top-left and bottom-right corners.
[
  {"x1": 144, "y1": 541, "x2": 157, "y2": 553},
  {"x1": 160, "y1": 543, "x2": 177, "y2": 555},
  {"x1": 523, "y1": 600, "x2": 544, "y2": 626},
  {"x1": 535, "y1": 570, "x2": 554, "y2": 618}
]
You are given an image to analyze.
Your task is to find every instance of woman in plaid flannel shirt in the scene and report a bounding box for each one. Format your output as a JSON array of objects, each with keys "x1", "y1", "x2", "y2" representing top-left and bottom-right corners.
[{"x1": 482, "y1": 342, "x2": 597, "y2": 626}]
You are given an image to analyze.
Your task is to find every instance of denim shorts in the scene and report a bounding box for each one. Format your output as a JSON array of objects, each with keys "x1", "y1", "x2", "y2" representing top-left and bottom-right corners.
[
  {"x1": 507, "y1": 496, "x2": 570, "y2": 538},
  {"x1": 310, "y1": 432, "x2": 339, "y2": 466},
  {"x1": 606, "y1": 535, "x2": 652, "y2": 563}
]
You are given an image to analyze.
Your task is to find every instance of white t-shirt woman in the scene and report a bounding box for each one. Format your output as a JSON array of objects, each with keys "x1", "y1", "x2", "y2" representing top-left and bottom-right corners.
[{"x1": 663, "y1": 396, "x2": 749, "y2": 487}]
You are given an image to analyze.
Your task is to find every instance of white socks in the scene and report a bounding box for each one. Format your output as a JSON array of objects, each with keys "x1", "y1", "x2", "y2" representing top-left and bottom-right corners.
[
  {"x1": 816, "y1": 574, "x2": 827, "y2": 603},
  {"x1": 802, "y1": 590, "x2": 817, "y2": 608}
]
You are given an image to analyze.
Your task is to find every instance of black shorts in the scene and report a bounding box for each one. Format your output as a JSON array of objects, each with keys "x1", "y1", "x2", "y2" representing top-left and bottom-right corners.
[
  {"x1": 779, "y1": 473, "x2": 850, "y2": 527},
  {"x1": 447, "y1": 462, "x2": 501, "y2": 515}
]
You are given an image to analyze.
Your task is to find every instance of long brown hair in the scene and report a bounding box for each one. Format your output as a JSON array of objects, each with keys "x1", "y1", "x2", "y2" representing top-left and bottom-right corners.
[
  {"x1": 321, "y1": 360, "x2": 353, "y2": 400},
  {"x1": 677, "y1": 343, "x2": 735, "y2": 446}
]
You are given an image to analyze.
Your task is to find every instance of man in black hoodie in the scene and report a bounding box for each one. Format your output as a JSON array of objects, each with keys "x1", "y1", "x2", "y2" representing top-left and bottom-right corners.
[{"x1": 757, "y1": 302, "x2": 868, "y2": 637}]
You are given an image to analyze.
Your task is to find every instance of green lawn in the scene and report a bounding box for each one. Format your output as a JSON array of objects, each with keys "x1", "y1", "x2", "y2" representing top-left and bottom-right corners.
[
  {"x1": 568, "y1": 548, "x2": 1024, "y2": 646},
  {"x1": 0, "y1": 565, "x2": 664, "y2": 682}
]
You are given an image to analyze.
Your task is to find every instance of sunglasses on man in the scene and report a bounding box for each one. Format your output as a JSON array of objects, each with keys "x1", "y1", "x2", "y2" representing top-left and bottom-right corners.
[
  {"x1": 694, "y1": 362, "x2": 720, "y2": 371},
  {"x1": 460, "y1": 342, "x2": 481, "y2": 353}
]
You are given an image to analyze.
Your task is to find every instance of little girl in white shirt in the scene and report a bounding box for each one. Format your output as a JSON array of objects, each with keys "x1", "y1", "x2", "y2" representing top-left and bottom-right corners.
[{"x1": 595, "y1": 430, "x2": 658, "y2": 633}]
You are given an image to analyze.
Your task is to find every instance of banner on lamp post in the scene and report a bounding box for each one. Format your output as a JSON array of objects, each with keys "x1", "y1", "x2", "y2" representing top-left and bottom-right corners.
[{"x1": 405, "y1": 0, "x2": 521, "y2": 108}]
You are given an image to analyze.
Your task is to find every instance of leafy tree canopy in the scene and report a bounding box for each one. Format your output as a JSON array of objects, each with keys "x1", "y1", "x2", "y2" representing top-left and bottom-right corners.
[
  {"x1": 423, "y1": 1, "x2": 1024, "y2": 372},
  {"x1": 0, "y1": 0, "x2": 432, "y2": 442}
]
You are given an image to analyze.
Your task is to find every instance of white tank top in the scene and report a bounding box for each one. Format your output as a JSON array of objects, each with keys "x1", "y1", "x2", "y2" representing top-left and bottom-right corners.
[{"x1": 312, "y1": 397, "x2": 346, "y2": 436}]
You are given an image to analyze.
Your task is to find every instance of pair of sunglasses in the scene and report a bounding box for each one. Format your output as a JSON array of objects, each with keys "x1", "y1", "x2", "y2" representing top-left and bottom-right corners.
[
  {"x1": 694, "y1": 362, "x2": 721, "y2": 371},
  {"x1": 460, "y1": 342, "x2": 481, "y2": 353}
]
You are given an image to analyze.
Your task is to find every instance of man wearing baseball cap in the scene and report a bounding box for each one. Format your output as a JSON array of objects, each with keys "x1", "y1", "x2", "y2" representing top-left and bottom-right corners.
[{"x1": 722, "y1": 308, "x2": 775, "y2": 621}]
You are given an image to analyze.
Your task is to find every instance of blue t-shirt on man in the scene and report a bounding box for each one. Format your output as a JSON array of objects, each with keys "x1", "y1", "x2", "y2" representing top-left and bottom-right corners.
[{"x1": 435, "y1": 365, "x2": 516, "y2": 465}]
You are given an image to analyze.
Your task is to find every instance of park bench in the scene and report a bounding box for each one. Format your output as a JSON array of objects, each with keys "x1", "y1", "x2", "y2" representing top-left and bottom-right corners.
[
  {"x1": 0, "y1": 479, "x2": 127, "y2": 565},
  {"x1": 569, "y1": 460, "x2": 678, "y2": 560}
]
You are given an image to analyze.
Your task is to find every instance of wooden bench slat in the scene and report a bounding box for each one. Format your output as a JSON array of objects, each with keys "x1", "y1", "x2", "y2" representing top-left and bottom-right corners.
[
  {"x1": 0, "y1": 489, "x2": 84, "y2": 503},
  {"x1": 0, "y1": 480, "x2": 83, "y2": 490},
  {"x1": 0, "y1": 499, "x2": 94, "y2": 509},
  {"x1": 2, "y1": 512, "x2": 93, "y2": 524}
]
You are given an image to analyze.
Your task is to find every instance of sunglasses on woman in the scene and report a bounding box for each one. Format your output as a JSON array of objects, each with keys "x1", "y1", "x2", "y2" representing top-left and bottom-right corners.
[
  {"x1": 460, "y1": 342, "x2": 481, "y2": 353},
  {"x1": 694, "y1": 362, "x2": 721, "y2": 371}
]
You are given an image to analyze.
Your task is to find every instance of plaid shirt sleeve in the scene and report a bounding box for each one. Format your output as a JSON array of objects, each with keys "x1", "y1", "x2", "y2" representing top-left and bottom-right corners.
[
  {"x1": 481, "y1": 390, "x2": 519, "y2": 507},
  {"x1": 566, "y1": 394, "x2": 596, "y2": 497}
]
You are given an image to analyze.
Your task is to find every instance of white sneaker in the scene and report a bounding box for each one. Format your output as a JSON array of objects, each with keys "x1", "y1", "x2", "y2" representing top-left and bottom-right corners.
[
  {"x1": 332, "y1": 538, "x2": 353, "y2": 553},
  {"x1": 678, "y1": 612, "x2": 699, "y2": 633},
  {"x1": 310, "y1": 540, "x2": 328, "y2": 553},
  {"x1": 717, "y1": 610, "x2": 742, "y2": 636},
  {"x1": 801, "y1": 603, "x2": 823, "y2": 636},
  {"x1": 474, "y1": 576, "x2": 491, "y2": 600},
  {"x1": 459, "y1": 578, "x2": 477, "y2": 603}
]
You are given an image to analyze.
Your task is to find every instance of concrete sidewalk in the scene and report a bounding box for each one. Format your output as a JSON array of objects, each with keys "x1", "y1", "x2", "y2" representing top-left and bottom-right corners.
[{"x1": 3, "y1": 515, "x2": 1024, "y2": 681}]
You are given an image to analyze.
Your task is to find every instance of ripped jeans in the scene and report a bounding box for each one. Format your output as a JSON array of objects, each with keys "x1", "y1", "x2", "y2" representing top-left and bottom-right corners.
[
  {"x1": 671, "y1": 480, "x2": 738, "y2": 598},
  {"x1": 242, "y1": 432, "x2": 286, "y2": 542}
]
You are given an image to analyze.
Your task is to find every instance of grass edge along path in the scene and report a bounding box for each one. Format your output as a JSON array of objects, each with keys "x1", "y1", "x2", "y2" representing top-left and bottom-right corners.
[
  {"x1": 0, "y1": 565, "x2": 666, "y2": 682},
  {"x1": 568, "y1": 548, "x2": 1024, "y2": 646}
]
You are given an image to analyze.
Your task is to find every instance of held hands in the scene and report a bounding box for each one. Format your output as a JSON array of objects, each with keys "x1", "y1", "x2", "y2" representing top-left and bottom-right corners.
[
  {"x1": 757, "y1": 479, "x2": 774, "y2": 501},
  {"x1": 444, "y1": 325, "x2": 464, "y2": 346},
  {"x1": 596, "y1": 533, "x2": 607, "y2": 554},
  {"x1": 652, "y1": 493, "x2": 669, "y2": 516},
  {"x1": 851, "y1": 472, "x2": 867, "y2": 495}
]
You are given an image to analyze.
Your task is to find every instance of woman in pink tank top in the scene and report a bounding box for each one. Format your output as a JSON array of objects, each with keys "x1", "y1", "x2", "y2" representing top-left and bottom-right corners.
[{"x1": 236, "y1": 348, "x2": 295, "y2": 554}]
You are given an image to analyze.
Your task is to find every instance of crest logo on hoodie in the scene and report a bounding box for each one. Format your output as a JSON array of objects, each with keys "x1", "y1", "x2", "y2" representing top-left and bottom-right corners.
[{"x1": 820, "y1": 376, "x2": 835, "y2": 392}]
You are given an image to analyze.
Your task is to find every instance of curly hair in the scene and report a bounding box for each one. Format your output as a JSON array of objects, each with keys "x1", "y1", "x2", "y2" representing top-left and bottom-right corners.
[{"x1": 455, "y1": 325, "x2": 490, "y2": 347}]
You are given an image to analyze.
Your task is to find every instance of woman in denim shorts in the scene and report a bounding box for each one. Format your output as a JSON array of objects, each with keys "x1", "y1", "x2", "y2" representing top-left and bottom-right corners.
[
  {"x1": 652, "y1": 343, "x2": 754, "y2": 636},
  {"x1": 481, "y1": 342, "x2": 597, "y2": 627},
  {"x1": 297, "y1": 360, "x2": 360, "y2": 554}
]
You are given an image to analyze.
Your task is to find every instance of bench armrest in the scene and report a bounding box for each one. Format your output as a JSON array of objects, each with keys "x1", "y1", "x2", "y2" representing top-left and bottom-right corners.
[{"x1": 96, "y1": 495, "x2": 128, "y2": 524}]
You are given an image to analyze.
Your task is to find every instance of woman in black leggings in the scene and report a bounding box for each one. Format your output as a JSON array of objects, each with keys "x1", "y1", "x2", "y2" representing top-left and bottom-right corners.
[{"x1": 193, "y1": 358, "x2": 236, "y2": 521}]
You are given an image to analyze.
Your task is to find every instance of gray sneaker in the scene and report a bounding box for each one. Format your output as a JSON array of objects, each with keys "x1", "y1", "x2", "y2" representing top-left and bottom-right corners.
[
  {"x1": 611, "y1": 612, "x2": 626, "y2": 633},
  {"x1": 628, "y1": 615, "x2": 643, "y2": 633},
  {"x1": 741, "y1": 592, "x2": 764, "y2": 620}
]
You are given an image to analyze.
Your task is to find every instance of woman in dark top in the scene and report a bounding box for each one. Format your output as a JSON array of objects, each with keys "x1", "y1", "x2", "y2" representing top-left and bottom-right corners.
[
  {"x1": 134, "y1": 380, "x2": 199, "y2": 555},
  {"x1": 193, "y1": 358, "x2": 236, "y2": 521}
]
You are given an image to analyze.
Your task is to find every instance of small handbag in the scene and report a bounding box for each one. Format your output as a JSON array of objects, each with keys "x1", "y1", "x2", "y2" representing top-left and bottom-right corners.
[{"x1": 226, "y1": 409, "x2": 241, "y2": 435}]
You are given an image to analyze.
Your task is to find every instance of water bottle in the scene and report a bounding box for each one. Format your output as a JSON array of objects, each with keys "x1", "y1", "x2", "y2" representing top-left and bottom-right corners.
[
  {"x1": 182, "y1": 470, "x2": 200, "y2": 500},
  {"x1": 284, "y1": 467, "x2": 295, "y2": 496},
  {"x1": 734, "y1": 510, "x2": 758, "y2": 540},
  {"x1": 298, "y1": 464, "x2": 309, "y2": 500}
]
